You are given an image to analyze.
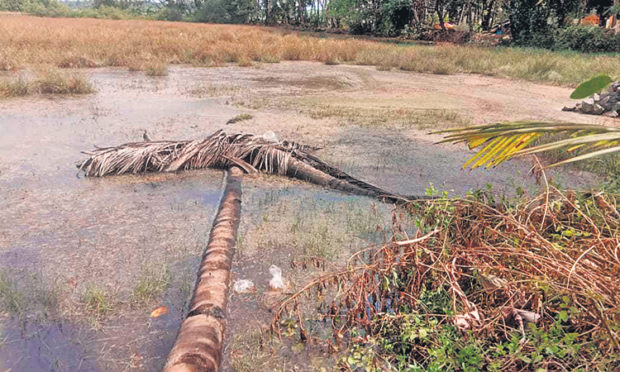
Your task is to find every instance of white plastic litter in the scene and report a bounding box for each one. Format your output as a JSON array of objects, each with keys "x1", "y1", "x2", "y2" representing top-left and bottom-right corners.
[
  {"x1": 268, "y1": 265, "x2": 286, "y2": 290},
  {"x1": 261, "y1": 131, "x2": 279, "y2": 143},
  {"x1": 233, "y1": 279, "x2": 255, "y2": 294},
  {"x1": 454, "y1": 309, "x2": 481, "y2": 331}
]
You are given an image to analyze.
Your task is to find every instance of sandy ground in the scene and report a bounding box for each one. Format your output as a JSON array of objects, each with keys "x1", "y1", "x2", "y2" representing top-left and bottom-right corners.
[{"x1": 0, "y1": 62, "x2": 611, "y2": 371}]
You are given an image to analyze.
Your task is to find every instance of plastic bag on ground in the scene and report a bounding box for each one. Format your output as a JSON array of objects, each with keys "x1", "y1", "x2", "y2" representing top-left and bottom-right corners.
[{"x1": 233, "y1": 279, "x2": 255, "y2": 294}]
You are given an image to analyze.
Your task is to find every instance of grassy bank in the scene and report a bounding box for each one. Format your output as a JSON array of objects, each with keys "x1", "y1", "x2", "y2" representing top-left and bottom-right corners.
[{"x1": 1, "y1": 15, "x2": 619, "y2": 85}]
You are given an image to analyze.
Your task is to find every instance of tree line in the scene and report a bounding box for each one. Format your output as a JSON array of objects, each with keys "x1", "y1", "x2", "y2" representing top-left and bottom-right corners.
[
  {"x1": 2, "y1": 0, "x2": 619, "y2": 50},
  {"x1": 155, "y1": 0, "x2": 616, "y2": 41}
]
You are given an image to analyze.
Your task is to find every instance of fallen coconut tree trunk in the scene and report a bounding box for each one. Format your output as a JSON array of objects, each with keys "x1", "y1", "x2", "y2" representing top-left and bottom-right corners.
[
  {"x1": 164, "y1": 167, "x2": 243, "y2": 372},
  {"x1": 77, "y1": 130, "x2": 431, "y2": 203},
  {"x1": 283, "y1": 155, "x2": 409, "y2": 203}
]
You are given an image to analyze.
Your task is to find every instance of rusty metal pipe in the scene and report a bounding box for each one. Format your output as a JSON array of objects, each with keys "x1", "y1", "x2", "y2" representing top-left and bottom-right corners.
[{"x1": 164, "y1": 167, "x2": 243, "y2": 372}]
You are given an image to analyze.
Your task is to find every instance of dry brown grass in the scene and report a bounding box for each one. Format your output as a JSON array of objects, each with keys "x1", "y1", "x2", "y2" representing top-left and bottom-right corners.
[
  {"x1": 1, "y1": 15, "x2": 619, "y2": 85},
  {"x1": 273, "y1": 186, "x2": 620, "y2": 370},
  {"x1": 0, "y1": 69, "x2": 93, "y2": 97}
]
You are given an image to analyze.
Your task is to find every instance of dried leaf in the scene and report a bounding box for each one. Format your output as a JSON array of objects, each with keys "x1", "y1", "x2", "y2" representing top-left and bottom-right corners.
[{"x1": 150, "y1": 306, "x2": 169, "y2": 318}]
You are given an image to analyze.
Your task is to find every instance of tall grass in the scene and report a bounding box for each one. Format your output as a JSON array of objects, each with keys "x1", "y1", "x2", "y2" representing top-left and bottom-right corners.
[
  {"x1": 1, "y1": 15, "x2": 619, "y2": 85},
  {"x1": 0, "y1": 69, "x2": 93, "y2": 98}
]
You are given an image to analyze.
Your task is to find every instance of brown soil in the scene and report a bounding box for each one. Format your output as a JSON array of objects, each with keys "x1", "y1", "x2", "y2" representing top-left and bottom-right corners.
[{"x1": 0, "y1": 62, "x2": 606, "y2": 371}]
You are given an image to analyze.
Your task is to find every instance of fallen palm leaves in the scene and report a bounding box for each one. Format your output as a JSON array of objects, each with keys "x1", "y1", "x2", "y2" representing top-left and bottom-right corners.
[
  {"x1": 77, "y1": 130, "x2": 429, "y2": 203},
  {"x1": 436, "y1": 121, "x2": 620, "y2": 169},
  {"x1": 272, "y1": 187, "x2": 619, "y2": 370}
]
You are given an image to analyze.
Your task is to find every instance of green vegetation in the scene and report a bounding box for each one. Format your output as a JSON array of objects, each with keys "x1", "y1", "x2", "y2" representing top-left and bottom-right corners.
[
  {"x1": 0, "y1": 270, "x2": 58, "y2": 321},
  {"x1": 6, "y1": 0, "x2": 619, "y2": 53},
  {"x1": 438, "y1": 121, "x2": 620, "y2": 169},
  {"x1": 554, "y1": 25, "x2": 620, "y2": 53},
  {"x1": 133, "y1": 264, "x2": 171, "y2": 304},
  {"x1": 0, "y1": 271, "x2": 25, "y2": 316},
  {"x1": 570, "y1": 73, "x2": 614, "y2": 99},
  {"x1": 274, "y1": 186, "x2": 620, "y2": 370},
  {"x1": 0, "y1": 0, "x2": 150, "y2": 19},
  {"x1": 437, "y1": 75, "x2": 620, "y2": 188},
  {"x1": 81, "y1": 286, "x2": 114, "y2": 317},
  {"x1": 242, "y1": 189, "x2": 388, "y2": 261}
]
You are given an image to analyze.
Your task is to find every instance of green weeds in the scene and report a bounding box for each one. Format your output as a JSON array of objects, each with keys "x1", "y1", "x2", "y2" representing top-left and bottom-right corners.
[
  {"x1": 81, "y1": 286, "x2": 114, "y2": 317},
  {"x1": 133, "y1": 264, "x2": 170, "y2": 304},
  {"x1": 273, "y1": 187, "x2": 619, "y2": 370},
  {"x1": 0, "y1": 270, "x2": 58, "y2": 322}
]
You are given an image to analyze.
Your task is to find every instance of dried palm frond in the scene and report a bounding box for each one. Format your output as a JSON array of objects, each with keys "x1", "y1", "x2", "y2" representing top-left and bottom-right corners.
[
  {"x1": 273, "y1": 188, "x2": 620, "y2": 369},
  {"x1": 435, "y1": 121, "x2": 620, "y2": 169},
  {"x1": 77, "y1": 130, "x2": 430, "y2": 202}
]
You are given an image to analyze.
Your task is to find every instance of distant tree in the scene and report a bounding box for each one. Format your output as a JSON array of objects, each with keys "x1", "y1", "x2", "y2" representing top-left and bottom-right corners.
[
  {"x1": 0, "y1": 0, "x2": 57, "y2": 11},
  {"x1": 193, "y1": 0, "x2": 258, "y2": 23},
  {"x1": 507, "y1": 0, "x2": 579, "y2": 47}
]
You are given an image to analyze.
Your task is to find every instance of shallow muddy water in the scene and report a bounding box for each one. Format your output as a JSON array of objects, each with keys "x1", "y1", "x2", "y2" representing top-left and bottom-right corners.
[
  {"x1": 0, "y1": 63, "x2": 605, "y2": 371},
  {"x1": 224, "y1": 178, "x2": 399, "y2": 371}
]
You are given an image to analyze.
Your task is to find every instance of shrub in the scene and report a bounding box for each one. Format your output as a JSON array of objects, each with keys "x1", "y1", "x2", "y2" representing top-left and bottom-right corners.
[
  {"x1": 58, "y1": 56, "x2": 99, "y2": 68},
  {"x1": 144, "y1": 63, "x2": 167, "y2": 76},
  {"x1": 554, "y1": 25, "x2": 619, "y2": 53},
  {"x1": 154, "y1": 7, "x2": 185, "y2": 21},
  {"x1": 35, "y1": 70, "x2": 94, "y2": 94},
  {"x1": 0, "y1": 78, "x2": 30, "y2": 98},
  {"x1": 0, "y1": 54, "x2": 19, "y2": 71}
]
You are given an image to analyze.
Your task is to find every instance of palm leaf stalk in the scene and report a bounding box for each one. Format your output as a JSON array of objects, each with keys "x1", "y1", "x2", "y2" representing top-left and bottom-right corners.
[
  {"x1": 78, "y1": 130, "x2": 431, "y2": 203},
  {"x1": 435, "y1": 121, "x2": 620, "y2": 169}
]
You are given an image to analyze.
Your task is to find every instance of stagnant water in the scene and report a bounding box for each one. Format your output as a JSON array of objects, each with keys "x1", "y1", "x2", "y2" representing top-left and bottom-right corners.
[{"x1": 0, "y1": 65, "x2": 602, "y2": 371}]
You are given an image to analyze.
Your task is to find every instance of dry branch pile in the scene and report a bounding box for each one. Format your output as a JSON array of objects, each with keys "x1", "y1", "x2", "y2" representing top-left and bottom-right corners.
[
  {"x1": 273, "y1": 187, "x2": 620, "y2": 370},
  {"x1": 78, "y1": 130, "x2": 427, "y2": 203}
]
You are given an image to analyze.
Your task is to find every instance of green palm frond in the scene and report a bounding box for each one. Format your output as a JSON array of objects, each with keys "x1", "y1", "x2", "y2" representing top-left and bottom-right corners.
[{"x1": 435, "y1": 121, "x2": 620, "y2": 169}]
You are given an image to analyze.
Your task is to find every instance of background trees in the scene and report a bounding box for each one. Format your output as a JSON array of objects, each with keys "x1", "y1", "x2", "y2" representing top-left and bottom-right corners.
[{"x1": 3, "y1": 0, "x2": 618, "y2": 52}]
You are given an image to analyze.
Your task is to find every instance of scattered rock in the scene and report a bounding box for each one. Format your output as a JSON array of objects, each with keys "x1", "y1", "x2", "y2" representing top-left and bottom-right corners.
[
  {"x1": 565, "y1": 81, "x2": 620, "y2": 118},
  {"x1": 593, "y1": 104, "x2": 605, "y2": 115}
]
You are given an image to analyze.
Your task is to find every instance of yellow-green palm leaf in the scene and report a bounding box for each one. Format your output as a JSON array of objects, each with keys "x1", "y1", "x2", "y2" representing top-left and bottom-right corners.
[{"x1": 435, "y1": 121, "x2": 620, "y2": 169}]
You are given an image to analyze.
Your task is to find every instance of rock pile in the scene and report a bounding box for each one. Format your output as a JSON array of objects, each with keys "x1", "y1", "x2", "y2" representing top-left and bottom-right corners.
[{"x1": 563, "y1": 81, "x2": 620, "y2": 118}]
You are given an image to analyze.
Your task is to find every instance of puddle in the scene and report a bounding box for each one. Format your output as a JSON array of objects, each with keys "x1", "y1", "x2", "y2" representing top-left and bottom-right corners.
[
  {"x1": 224, "y1": 178, "x2": 400, "y2": 371},
  {"x1": 0, "y1": 320, "x2": 99, "y2": 371},
  {"x1": 0, "y1": 69, "x2": 228, "y2": 370},
  {"x1": 0, "y1": 170, "x2": 223, "y2": 371}
]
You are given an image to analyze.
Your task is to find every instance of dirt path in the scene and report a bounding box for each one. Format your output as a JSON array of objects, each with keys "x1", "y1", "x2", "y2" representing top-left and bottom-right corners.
[{"x1": 0, "y1": 62, "x2": 608, "y2": 371}]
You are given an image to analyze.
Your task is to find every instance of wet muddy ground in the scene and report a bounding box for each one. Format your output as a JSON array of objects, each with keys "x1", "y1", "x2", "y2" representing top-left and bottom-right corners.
[{"x1": 0, "y1": 62, "x2": 606, "y2": 371}]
